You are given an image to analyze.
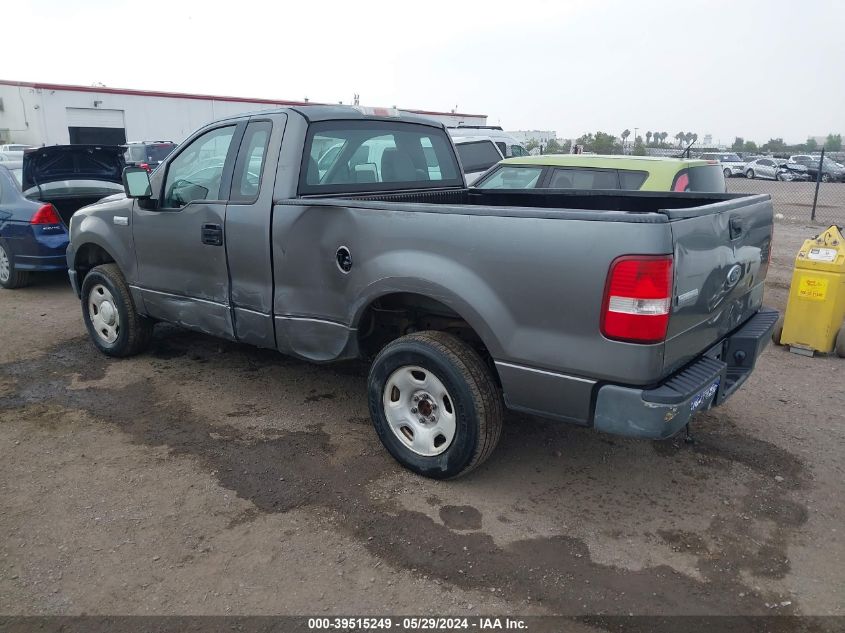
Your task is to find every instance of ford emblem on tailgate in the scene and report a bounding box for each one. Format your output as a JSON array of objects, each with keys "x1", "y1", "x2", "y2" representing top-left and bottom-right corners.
[{"x1": 726, "y1": 264, "x2": 742, "y2": 288}]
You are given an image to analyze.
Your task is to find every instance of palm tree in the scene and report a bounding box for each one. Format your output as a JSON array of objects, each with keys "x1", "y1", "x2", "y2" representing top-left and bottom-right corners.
[
  {"x1": 621, "y1": 129, "x2": 631, "y2": 146},
  {"x1": 661, "y1": 132, "x2": 669, "y2": 145},
  {"x1": 691, "y1": 133, "x2": 698, "y2": 144},
  {"x1": 675, "y1": 132, "x2": 685, "y2": 147},
  {"x1": 645, "y1": 131, "x2": 652, "y2": 146}
]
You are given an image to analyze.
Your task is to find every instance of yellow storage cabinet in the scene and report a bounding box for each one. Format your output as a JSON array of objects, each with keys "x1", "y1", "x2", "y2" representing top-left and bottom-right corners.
[{"x1": 780, "y1": 225, "x2": 845, "y2": 357}]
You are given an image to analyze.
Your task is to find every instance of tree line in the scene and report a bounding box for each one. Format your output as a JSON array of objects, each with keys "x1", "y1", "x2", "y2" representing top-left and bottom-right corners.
[
  {"x1": 731, "y1": 133, "x2": 842, "y2": 154},
  {"x1": 523, "y1": 130, "x2": 843, "y2": 156}
]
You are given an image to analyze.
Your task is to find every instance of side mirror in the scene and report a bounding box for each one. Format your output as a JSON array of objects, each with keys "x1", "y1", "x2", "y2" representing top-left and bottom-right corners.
[{"x1": 122, "y1": 167, "x2": 152, "y2": 198}]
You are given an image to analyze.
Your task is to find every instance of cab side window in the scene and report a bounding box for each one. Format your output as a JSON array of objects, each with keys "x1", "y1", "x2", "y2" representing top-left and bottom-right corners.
[
  {"x1": 163, "y1": 126, "x2": 236, "y2": 208},
  {"x1": 549, "y1": 168, "x2": 619, "y2": 189},
  {"x1": 231, "y1": 121, "x2": 272, "y2": 203}
]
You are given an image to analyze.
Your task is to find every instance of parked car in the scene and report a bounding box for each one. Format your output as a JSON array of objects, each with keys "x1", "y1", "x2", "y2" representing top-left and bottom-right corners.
[
  {"x1": 0, "y1": 146, "x2": 125, "y2": 289},
  {"x1": 0, "y1": 144, "x2": 34, "y2": 152},
  {"x1": 743, "y1": 157, "x2": 782, "y2": 180},
  {"x1": 789, "y1": 155, "x2": 845, "y2": 182},
  {"x1": 474, "y1": 155, "x2": 727, "y2": 192},
  {"x1": 67, "y1": 105, "x2": 776, "y2": 479},
  {"x1": 0, "y1": 151, "x2": 24, "y2": 163},
  {"x1": 452, "y1": 136, "x2": 504, "y2": 185},
  {"x1": 447, "y1": 126, "x2": 529, "y2": 158},
  {"x1": 0, "y1": 161, "x2": 22, "y2": 186},
  {"x1": 775, "y1": 161, "x2": 811, "y2": 182},
  {"x1": 699, "y1": 152, "x2": 746, "y2": 178},
  {"x1": 123, "y1": 141, "x2": 177, "y2": 172}
]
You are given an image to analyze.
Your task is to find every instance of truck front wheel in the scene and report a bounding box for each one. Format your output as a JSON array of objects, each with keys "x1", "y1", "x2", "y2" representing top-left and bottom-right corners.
[
  {"x1": 81, "y1": 263, "x2": 153, "y2": 357},
  {"x1": 367, "y1": 331, "x2": 503, "y2": 479}
]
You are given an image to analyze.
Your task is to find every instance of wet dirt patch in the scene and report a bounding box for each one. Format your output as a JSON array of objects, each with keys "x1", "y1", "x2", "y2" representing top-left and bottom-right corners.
[
  {"x1": 653, "y1": 416, "x2": 810, "y2": 586},
  {"x1": 304, "y1": 392, "x2": 336, "y2": 403},
  {"x1": 439, "y1": 505, "x2": 483, "y2": 531}
]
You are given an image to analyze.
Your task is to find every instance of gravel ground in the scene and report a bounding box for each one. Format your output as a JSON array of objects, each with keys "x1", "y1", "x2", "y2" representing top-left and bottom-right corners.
[{"x1": 0, "y1": 221, "x2": 843, "y2": 621}]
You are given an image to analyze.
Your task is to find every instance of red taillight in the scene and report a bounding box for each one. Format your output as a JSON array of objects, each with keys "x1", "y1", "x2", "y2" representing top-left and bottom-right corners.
[
  {"x1": 31, "y1": 203, "x2": 61, "y2": 225},
  {"x1": 140, "y1": 162, "x2": 151, "y2": 171},
  {"x1": 672, "y1": 172, "x2": 690, "y2": 192},
  {"x1": 601, "y1": 255, "x2": 674, "y2": 343}
]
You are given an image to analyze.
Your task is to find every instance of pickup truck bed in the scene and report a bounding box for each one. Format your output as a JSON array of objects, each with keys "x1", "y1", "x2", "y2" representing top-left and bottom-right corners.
[{"x1": 66, "y1": 106, "x2": 776, "y2": 478}]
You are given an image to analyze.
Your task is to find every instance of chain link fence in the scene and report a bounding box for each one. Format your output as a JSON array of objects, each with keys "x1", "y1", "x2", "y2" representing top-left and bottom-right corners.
[{"x1": 726, "y1": 173, "x2": 845, "y2": 225}]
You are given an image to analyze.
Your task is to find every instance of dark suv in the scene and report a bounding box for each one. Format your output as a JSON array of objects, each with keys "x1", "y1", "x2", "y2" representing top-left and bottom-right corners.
[{"x1": 123, "y1": 141, "x2": 177, "y2": 172}]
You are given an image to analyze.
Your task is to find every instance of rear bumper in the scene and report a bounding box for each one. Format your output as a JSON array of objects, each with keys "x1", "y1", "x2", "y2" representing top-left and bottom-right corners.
[{"x1": 593, "y1": 308, "x2": 779, "y2": 439}]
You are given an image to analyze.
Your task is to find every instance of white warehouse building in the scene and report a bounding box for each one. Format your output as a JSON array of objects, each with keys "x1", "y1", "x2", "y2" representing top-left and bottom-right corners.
[{"x1": 0, "y1": 79, "x2": 487, "y2": 147}]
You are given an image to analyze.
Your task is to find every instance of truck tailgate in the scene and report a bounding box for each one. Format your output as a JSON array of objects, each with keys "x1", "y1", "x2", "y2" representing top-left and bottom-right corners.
[{"x1": 663, "y1": 194, "x2": 774, "y2": 375}]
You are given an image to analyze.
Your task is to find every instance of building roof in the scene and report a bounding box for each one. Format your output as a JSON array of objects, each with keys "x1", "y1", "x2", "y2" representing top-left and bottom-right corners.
[{"x1": 0, "y1": 79, "x2": 486, "y2": 119}]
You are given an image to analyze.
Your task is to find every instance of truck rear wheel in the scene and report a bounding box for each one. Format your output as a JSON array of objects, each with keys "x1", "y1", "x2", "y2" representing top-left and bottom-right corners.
[
  {"x1": 81, "y1": 263, "x2": 153, "y2": 357},
  {"x1": 367, "y1": 331, "x2": 503, "y2": 479}
]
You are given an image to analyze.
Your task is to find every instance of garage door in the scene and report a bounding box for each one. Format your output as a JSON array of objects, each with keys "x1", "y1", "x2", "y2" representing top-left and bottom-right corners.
[{"x1": 66, "y1": 108, "x2": 126, "y2": 145}]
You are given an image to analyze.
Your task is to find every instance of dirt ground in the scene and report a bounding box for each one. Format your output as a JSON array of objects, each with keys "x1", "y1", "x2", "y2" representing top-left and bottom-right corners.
[{"x1": 0, "y1": 221, "x2": 843, "y2": 621}]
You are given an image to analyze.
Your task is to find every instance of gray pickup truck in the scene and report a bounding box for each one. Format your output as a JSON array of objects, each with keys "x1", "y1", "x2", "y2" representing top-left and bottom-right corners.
[{"x1": 66, "y1": 106, "x2": 778, "y2": 478}]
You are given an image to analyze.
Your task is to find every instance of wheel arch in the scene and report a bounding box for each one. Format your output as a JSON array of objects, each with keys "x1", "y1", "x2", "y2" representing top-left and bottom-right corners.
[
  {"x1": 73, "y1": 241, "x2": 119, "y2": 281},
  {"x1": 352, "y1": 283, "x2": 507, "y2": 385}
]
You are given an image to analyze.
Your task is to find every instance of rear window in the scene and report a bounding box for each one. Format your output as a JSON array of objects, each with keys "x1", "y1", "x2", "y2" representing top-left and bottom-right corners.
[
  {"x1": 549, "y1": 167, "x2": 618, "y2": 189},
  {"x1": 456, "y1": 141, "x2": 502, "y2": 173},
  {"x1": 511, "y1": 145, "x2": 530, "y2": 157},
  {"x1": 618, "y1": 170, "x2": 648, "y2": 190},
  {"x1": 476, "y1": 165, "x2": 543, "y2": 189},
  {"x1": 672, "y1": 165, "x2": 727, "y2": 193},
  {"x1": 300, "y1": 120, "x2": 462, "y2": 195}
]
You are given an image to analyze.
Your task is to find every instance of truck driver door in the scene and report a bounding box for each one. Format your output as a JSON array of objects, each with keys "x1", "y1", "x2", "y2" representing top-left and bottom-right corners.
[{"x1": 132, "y1": 123, "x2": 244, "y2": 339}]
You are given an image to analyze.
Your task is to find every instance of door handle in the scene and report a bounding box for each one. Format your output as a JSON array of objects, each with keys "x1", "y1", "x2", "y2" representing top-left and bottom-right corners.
[
  {"x1": 201, "y1": 223, "x2": 223, "y2": 246},
  {"x1": 729, "y1": 216, "x2": 743, "y2": 240}
]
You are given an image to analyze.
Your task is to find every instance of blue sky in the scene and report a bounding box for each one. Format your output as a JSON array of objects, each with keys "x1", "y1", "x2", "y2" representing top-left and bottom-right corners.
[{"x1": 3, "y1": 0, "x2": 843, "y2": 143}]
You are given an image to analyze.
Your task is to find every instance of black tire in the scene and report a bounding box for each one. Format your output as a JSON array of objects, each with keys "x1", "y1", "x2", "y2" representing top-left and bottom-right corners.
[
  {"x1": 746, "y1": 169, "x2": 755, "y2": 179},
  {"x1": 81, "y1": 263, "x2": 153, "y2": 357},
  {"x1": 367, "y1": 331, "x2": 503, "y2": 479},
  {"x1": 0, "y1": 239, "x2": 30, "y2": 289},
  {"x1": 723, "y1": 168, "x2": 731, "y2": 178},
  {"x1": 772, "y1": 316, "x2": 785, "y2": 346},
  {"x1": 835, "y1": 325, "x2": 845, "y2": 359},
  {"x1": 821, "y1": 173, "x2": 831, "y2": 183}
]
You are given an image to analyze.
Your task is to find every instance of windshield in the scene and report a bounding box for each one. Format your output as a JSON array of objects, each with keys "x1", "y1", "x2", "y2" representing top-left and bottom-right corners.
[
  {"x1": 720, "y1": 154, "x2": 742, "y2": 162},
  {"x1": 301, "y1": 120, "x2": 462, "y2": 194},
  {"x1": 510, "y1": 145, "x2": 530, "y2": 157},
  {"x1": 476, "y1": 165, "x2": 543, "y2": 189}
]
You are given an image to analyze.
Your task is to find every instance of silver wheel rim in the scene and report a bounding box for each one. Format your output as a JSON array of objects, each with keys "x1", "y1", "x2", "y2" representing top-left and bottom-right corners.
[
  {"x1": 382, "y1": 365, "x2": 457, "y2": 457},
  {"x1": 0, "y1": 245, "x2": 9, "y2": 283},
  {"x1": 88, "y1": 284, "x2": 120, "y2": 344}
]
